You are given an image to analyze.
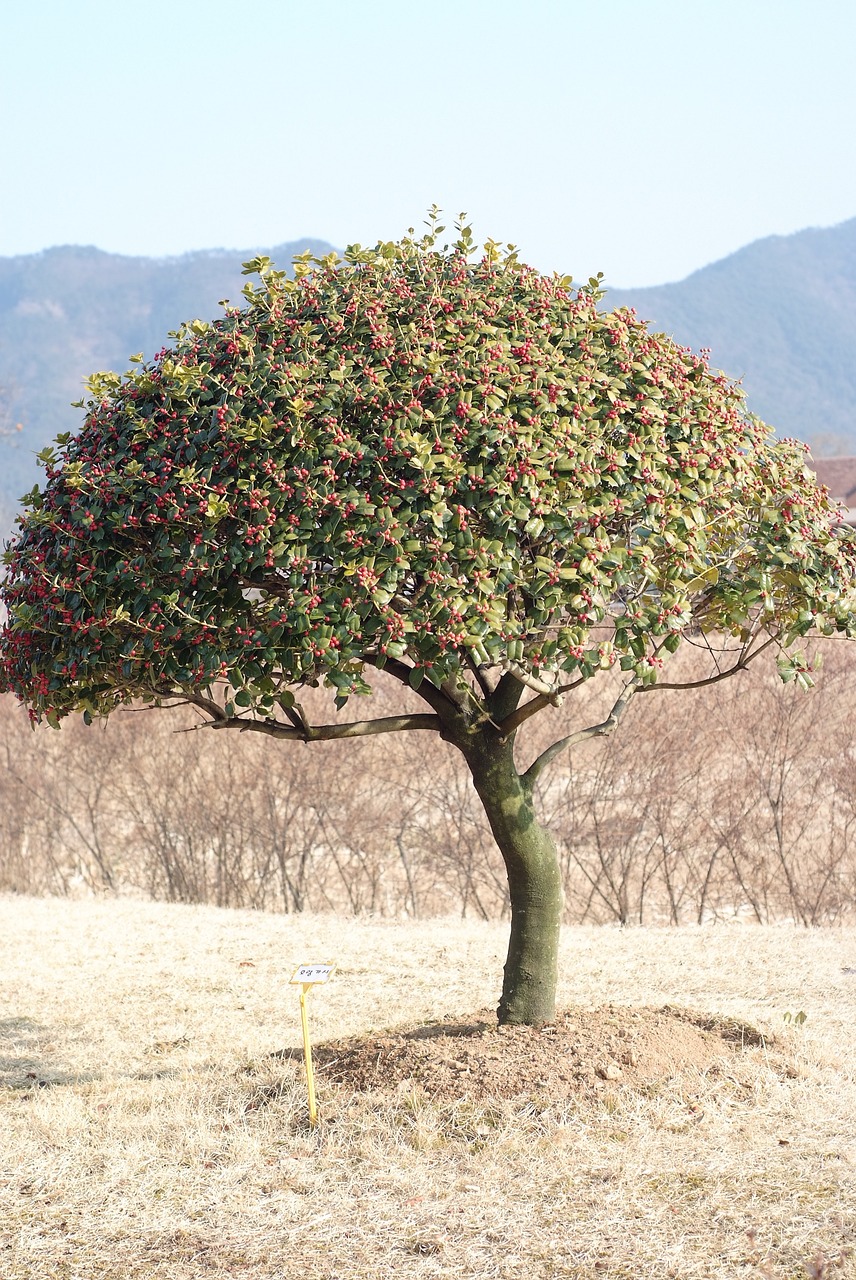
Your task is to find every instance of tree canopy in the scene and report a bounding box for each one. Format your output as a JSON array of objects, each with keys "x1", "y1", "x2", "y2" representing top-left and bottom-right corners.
[
  {"x1": 3, "y1": 220, "x2": 853, "y2": 725},
  {"x1": 3, "y1": 218, "x2": 855, "y2": 1023}
]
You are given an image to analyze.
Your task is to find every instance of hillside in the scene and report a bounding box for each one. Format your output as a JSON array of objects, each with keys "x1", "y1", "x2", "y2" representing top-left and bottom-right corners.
[
  {"x1": 0, "y1": 238, "x2": 334, "y2": 512},
  {"x1": 607, "y1": 216, "x2": 856, "y2": 454}
]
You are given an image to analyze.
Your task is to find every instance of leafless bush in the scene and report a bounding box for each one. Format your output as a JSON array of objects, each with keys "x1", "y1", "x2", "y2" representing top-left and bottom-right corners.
[
  {"x1": 2, "y1": 646, "x2": 856, "y2": 922},
  {"x1": 542, "y1": 644, "x2": 856, "y2": 924}
]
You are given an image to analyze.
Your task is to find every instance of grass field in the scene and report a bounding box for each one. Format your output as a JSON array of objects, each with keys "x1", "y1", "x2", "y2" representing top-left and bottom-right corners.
[{"x1": 1, "y1": 895, "x2": 855, "y2": 1279}]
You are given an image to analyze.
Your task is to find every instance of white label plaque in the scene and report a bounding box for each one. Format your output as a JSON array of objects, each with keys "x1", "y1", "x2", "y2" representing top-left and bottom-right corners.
[{"x1": 290, "y1": 963, "x2": 336, "y2": 985}]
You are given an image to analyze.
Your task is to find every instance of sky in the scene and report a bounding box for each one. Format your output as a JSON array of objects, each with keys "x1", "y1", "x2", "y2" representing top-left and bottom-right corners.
[{"x1": 2, "y1": 0, "x2": 856, "y2": 288}]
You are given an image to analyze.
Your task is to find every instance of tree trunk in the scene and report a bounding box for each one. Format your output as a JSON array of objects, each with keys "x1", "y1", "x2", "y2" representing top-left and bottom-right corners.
[{"x1": 464, "y1": 733, "x2": 563, "y2": 1026}]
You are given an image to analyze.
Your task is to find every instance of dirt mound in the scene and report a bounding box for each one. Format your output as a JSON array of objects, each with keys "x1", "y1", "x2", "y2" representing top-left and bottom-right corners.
[{"x1": 312, "y1": 1005, "x2": 769, "y2": 1102}]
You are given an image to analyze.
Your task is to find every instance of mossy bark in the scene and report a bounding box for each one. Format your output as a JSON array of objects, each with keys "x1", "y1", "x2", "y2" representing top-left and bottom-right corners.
[{"x1": 463, "y1": 733, "x2": 563, "y2": 1026}]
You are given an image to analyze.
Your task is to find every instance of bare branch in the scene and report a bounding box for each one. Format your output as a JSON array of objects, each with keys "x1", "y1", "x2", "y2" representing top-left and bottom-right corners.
[
  {"x1": 500, "y1": 660, "x2": 563, "y2": 698},
  {"x1": 497, "y1": 675, "x2": 587, "y2": 738},
  {"x1": 361, "y1": 653, "x2": 463, "y2": 718},
  {"x1": 523, "y1": 679, "x2": 640, "y2": 786},
  {"x1": 163, "y1": 689, "x2": 230, "y2": 722},
  {"x1": 199, "y1": 712, "x2": 442, "y2": 741},
  {"x1": 282, "y1": 702, "x2": 309, "y2": 732},
  {"x1": 642, "y1": 633, "x2": 779, "y2": 693},
  {"x1": 464, "y1": 649, "x2": 493, "y2": 700},
  {"x1": 158, "y1": 686, "x2": 442, "y2": 741}
]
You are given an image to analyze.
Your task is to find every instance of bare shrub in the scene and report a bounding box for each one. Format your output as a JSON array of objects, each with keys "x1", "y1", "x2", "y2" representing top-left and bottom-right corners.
[
  {"x1": 542, "y1": 644, "x2": 856, "y2": 924},
  {"x1": 2, "y1": 646, "x2": 856, "y2": 922}
]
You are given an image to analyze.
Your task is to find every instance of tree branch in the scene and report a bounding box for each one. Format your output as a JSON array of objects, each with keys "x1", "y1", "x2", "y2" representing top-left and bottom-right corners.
[
  {"x1": 497, "y1": 675, "x2": 587, "y2": 738},
  {"x1": 166, "y1": 689, "x2": 230, "y2": 722},
  {"x1": 488, "y1": 669, "x2": 528, "y2": 723},
  {"x1": 464, "y1": 649, "x2": 493, "y2": 700},
  {"x1": 500, "y1": 660, "x2": 563, "y2": 698},
  {"x1": 640, "y1": 633, "x2": 778, "y2": 692},
  {"x1": 518, "y1": 631, "x2": 781, "y2": 784},
  {"x1": 282, "y1": 701, "x2": 309, "y2": 732},
  {"x1": 162, "y1": 687, "x2": 441, "y2": 740},
  {"x1": 361, "y1": 653, "x2": 463, "y2": 719},
  {"x1": 197, "y1": 710, "x2": 442, "y2": 741},
  {"x1": 522, "y1": 679, "x2": 639, "y2": 786}
]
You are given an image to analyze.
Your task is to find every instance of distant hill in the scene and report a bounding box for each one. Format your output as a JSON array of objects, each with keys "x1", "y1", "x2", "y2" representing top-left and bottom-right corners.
[
  {"x1": 2, "y1": 220, "x2": 856, "y2": 528},
  {"x1": 607, "y1": 217, "x2": 856, "y2": 455},
  {"x1": 0, "y1": 238, "x2": 334, "y2": 513}
]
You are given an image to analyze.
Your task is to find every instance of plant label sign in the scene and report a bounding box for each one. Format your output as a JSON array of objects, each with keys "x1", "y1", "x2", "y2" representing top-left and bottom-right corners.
[
  {"x1": 291, "y1": 963, "x2": 336, "y2": 985},
  {"x1": 290, "y1": 962, "x2": 336, "y2": 1124}
]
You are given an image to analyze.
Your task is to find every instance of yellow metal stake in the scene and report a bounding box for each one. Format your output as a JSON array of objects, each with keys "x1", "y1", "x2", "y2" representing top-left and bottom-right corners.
[
  {"x1": 299, "y1": 984, "x2": 318, "y2": 1125},
  {"x1": 290, "y1": 962, "x2": 335, "y2": 1126}
]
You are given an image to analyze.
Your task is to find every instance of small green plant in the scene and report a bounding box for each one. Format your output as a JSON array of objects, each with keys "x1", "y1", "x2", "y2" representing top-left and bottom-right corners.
[{"x1": 782, "y1": 1010, "x2": 808, "y2": 1026}]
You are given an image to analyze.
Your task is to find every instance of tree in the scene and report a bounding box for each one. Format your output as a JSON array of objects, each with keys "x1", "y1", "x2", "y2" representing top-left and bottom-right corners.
[{"x1": 2, "y1": 217, "x2": 855, "y2": 1024}]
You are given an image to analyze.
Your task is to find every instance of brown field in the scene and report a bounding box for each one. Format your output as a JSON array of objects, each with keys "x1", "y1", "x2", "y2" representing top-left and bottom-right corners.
[{"x1": 1, "y1": 895, "x2": 855, "y2": 1279}]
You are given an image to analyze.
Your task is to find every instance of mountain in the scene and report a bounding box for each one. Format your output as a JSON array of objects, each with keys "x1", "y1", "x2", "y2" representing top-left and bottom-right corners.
[
  {"x1": 0, "y1": 238, "x2": 334, "y2": 517},
  {"x1": 606, "y1": 217, "x2": 856, "y2": 454}
]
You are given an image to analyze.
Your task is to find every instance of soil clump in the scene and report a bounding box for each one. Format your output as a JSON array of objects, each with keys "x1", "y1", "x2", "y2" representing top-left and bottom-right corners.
[{"x1": 307, "y1": 1005, "x2": 770, "y2": 1102}]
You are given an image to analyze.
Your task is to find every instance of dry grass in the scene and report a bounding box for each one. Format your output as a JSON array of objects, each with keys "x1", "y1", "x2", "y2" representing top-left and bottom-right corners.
[{"x1": 1, "y1": 895, "x2": 855, "y2": 1279}]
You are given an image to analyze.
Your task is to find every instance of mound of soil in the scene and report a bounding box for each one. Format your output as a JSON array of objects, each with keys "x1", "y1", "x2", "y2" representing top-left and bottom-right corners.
[{"x1": 311, "y1": 1005, "x2": 768, "y2": 1102}]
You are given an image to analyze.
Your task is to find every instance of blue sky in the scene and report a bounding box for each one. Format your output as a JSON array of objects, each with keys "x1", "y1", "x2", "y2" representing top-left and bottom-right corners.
[{"x1": 2, "y1": 0, "x2": 855, "y2": 287}]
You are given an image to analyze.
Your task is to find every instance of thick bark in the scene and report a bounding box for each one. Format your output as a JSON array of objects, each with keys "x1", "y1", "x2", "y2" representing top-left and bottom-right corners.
[{"x1": 463, "y1": 732, "x2": 563, "y2": 1026}]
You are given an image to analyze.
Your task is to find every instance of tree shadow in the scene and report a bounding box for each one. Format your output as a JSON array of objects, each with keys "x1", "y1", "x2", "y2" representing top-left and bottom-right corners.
[
  {"x1": 663, "y1": 1006, "x2": 771, "y2": 1049},
  {"x1": 0, "y1": 1015, "x2": 100, "y2": 1089},
  {"x1": 268, "y1": 1011, "x2": 496, "y2": 1067},
  {"x1": 403, "y1": 1018, "x2": 494, "y2": 1041}
]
